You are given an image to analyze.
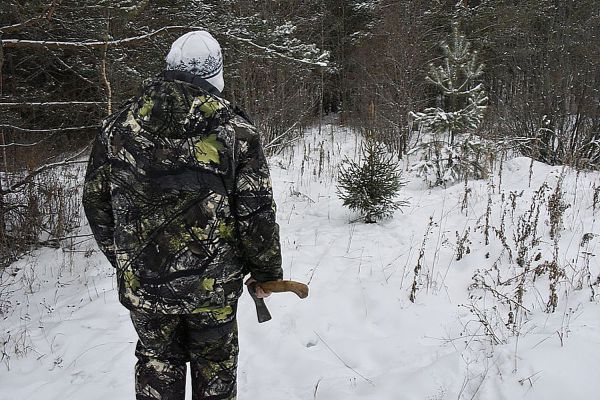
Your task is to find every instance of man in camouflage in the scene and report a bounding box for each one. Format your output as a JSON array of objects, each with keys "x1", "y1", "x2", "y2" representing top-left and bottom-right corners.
[{"x1": 83, "y1": 31, "x2": 282, "y2": 400}]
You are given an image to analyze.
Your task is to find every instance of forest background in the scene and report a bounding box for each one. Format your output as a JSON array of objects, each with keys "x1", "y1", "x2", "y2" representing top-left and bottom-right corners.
[{"x1": 0, "y1": 0, "x2": 599, "y2": 266}]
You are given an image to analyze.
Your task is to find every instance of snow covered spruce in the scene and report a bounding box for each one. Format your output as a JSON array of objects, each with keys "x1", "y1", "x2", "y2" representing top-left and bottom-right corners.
[{"x1": 336, "y1": 135, "x2": 408, "y2": 223}]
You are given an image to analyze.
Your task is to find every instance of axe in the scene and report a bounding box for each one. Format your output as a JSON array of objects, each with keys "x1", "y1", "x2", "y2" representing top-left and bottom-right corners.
[{"x1": 247, "y1": 280, "x2": 309, "y2": 323}]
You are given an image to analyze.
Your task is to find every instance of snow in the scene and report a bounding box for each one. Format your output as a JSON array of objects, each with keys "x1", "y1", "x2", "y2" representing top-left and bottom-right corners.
[{"x1": 1, "y1": 123, "x2": 599, "y2": 399}]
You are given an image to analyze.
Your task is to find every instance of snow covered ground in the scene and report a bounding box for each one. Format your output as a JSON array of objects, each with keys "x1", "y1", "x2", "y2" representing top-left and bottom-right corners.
[{"x1": 1, "y1": 124, "x2": 599, "y2": 400}]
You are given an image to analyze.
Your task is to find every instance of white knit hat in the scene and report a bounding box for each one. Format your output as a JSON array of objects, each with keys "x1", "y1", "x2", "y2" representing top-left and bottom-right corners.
[{"x1": 166, "y1": 31, "x2": 224, "y2": 92}]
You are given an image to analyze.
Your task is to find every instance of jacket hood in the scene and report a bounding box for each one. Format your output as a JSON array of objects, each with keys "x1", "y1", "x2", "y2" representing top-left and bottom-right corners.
[{"x1": 127, "y1": 73, "x2": 231, "y2": 140}]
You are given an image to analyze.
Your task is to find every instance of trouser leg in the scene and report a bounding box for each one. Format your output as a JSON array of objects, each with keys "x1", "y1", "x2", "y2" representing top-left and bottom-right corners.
[
  {"x1": 130, "y1": 311, "x2": 188, "y2": 400},
  {"x1": 186, "y1": 305, "x2": 239, "y2": 400}
]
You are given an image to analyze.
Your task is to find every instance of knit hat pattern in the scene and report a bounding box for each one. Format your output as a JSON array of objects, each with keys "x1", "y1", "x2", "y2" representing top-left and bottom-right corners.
[{"x1": 166, "y1": 31, "x2": 224, "y2": 92}]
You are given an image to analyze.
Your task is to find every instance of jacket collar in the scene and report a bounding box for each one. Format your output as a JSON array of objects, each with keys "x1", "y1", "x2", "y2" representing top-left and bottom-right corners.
[{"x1": 162, "y1": 70, "x2": 222, "y2": 96}]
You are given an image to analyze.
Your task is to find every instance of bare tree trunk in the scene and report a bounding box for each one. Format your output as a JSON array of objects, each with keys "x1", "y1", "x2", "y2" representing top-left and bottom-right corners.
[
  {"x1": 0, "y1": 41, "x2": 7, "y2": 259},
  {"x1": 100, "y1": 11, "x2": 113, "y2": 115}
]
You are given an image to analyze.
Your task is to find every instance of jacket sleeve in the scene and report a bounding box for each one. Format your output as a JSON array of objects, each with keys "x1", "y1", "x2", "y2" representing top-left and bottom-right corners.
[
  {"x1": 82, "y1": 136, "x2": 117, "y2": 268},
  {"x1": 232, "y1": 123, "x2": 283, "y2": 282}
]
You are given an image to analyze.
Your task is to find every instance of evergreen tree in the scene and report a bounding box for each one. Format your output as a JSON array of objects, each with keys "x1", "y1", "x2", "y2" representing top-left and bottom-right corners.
[
  {"x1": 409, "y1": 25, "x2": 488, "y2": 187},
  {"x1": 337, "y1": 137, "x2": 407, "y2": 223}
]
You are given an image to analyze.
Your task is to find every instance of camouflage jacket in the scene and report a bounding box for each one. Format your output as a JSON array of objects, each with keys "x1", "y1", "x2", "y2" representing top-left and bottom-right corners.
[{"x1": 83, "y1": 71, "x2": 283, "y2": 314}]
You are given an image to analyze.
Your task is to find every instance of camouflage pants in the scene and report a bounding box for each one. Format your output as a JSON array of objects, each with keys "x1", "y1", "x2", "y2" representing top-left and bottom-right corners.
[{"x1": 130, "y1": 305, "x2": 238, "y2": 400}]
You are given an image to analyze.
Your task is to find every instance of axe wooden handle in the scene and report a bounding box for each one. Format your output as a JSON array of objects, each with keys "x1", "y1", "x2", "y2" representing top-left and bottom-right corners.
[{"x1": 257, "y1": 280, "x2": 309, "y2": 299}]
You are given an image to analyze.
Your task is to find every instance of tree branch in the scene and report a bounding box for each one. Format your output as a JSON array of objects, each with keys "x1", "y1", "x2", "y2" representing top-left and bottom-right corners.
[
  {"x1": 48, "y1": 51, "x2": 96, "y2": 86},
  {"x1": 100, "y1": 14, "x2": 113, "y2": 115},
  {"x1": 0, "y1": 136, "x2": 52, "y2": 148},
  {"x1": 1, "y1": 25, "x2": 195, "y2": 50},
  {"x1": 0, "y1": 0, "x2": 61, "y2": 34},
  {"x1": 0, "y1": 124, "x2": 98, "y2": 133},
  {"x1": 1, "y1": 25, "x2": 329, "y2": 67},
  {"x1": 0, "y1": 101, "x2": 105, "y2": 107},
  {"x1": 225, "y1": 30, "x2": 329, "y2": 67},
  {"x1": 1, "y1": 144, "x2": 90, "y2": 195}
]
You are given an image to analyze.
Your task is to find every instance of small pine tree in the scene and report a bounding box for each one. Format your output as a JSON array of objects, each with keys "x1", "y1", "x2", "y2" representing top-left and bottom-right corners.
[
  {"x1": 337, "y1": 137, "x2": 408, "y2": 223},
  {"x1": 409, "y1": 25, "x2": 488, "y2": 187}
]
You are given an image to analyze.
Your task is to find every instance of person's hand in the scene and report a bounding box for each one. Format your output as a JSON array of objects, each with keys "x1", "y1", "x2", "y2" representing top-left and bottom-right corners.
[{"x1": 245, "y1": 277, "x2": 271, "y2": 299}]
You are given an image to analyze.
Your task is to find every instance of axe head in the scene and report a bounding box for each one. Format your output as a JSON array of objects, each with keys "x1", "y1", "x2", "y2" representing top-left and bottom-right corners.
[{"x1": 248, "y1": 282, "x2": 272, "y2": 323}]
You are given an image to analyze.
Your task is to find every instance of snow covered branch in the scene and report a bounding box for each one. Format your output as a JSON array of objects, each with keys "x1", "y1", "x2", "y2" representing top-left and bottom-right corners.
[
  {"x1": 1, "y1": 25, "x2": 195, "y2": 50},
  {"x1": 225, "y1": 31, "x2": 329, "y2": 67},
  {"x1": 0, "y1": 124, "x2": 98, "y2": 133},
  {"x1": 0, "y1": 137, "x2": 52, "y2": 149},
  {"x1": 1, "y1": 25, "x2": 329, "y2": 67},
  {"x1": 0, "y1": 102, "x2": 106, "y2": 107}
]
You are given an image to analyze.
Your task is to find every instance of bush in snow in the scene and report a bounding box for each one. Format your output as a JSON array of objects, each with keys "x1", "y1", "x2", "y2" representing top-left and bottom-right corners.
[
  {"x1": 409, "y1": 25, "x2": 488, "y2": 187},
  {"x1": 409, "y1": 135, "x2": 488, "y2": 187},
  {"x1": 337, "y1": 136, "x2": 408, "y2": 223}
]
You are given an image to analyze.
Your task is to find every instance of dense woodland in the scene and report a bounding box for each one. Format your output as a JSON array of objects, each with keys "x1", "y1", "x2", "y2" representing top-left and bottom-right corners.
[{"x1": 0, "y1": 0, "x2": 599, "y2": 265}]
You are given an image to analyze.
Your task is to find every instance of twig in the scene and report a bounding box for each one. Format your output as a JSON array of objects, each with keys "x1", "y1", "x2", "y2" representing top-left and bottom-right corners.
[
  {"x1": 0, "y1": 0, "x2": 60, "y2": 34},
  {"x1": 48, "y1": 51, "x2": 96, "y2": 86},
  {"x1": 0, "y1": 124, "x2": 98, "y2": 133},
  {"x1": 1, "y1": 144, "x2": 91, "y2": 195},
  {"x1": 314, "y1": 331, "x2": 375, "y2": 386},
  {"x1": 518, "y1": 371, "x2": 542, "y2": 387},
  {"x1": 39, "y1": 234, "x2": 94, "y2": 247},
  {"x1": 475, "y1": 279, "x2": 532, "y2": 313},
  {"x1": 468, "y1": 366, "x2": 488, "y2": 400},
  {"x1": 264, "y1": 120, "x2": 302, "y2": 150},
  {"x1": 0, "y1": 136, "x2": 53, "y2": 148},
  {"x1": 1, "y1": 25, "x2": 192, "y2": 50},
  {"x1": 0, "y1": 101, "x2": 106, "y2": 107},
  {"x1": 313, "y1": 377, "x2": 323, "y2": 399},
  {"x1": 66, "y1": 341, "x2": 131, "y2": 368}
]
